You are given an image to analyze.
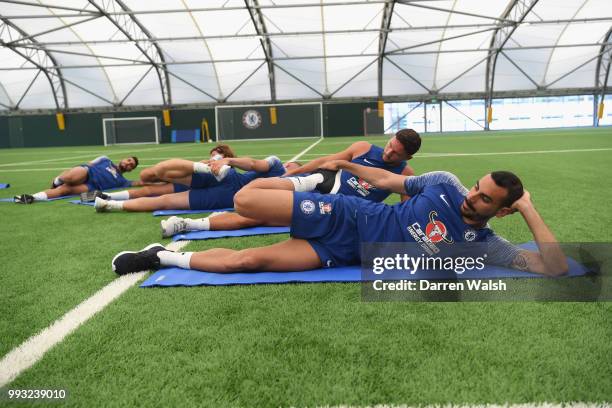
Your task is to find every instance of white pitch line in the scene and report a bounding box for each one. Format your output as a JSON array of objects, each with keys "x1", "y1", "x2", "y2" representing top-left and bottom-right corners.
[
  {"x1": 289, "y1": 137, "x2": 325, "y2": 162},
  {"x1": 0, "y1": 239, "x2": 190, "y2": 388},
  {"x1": 417, "y1": 147, "x2": 612, "y2": 158},
  {"x1": 0, "y1": 144, "x2": 190, "y2": 168},
  {"x1": 2, "y1": 147, "x2": 611, "y2": 173}
]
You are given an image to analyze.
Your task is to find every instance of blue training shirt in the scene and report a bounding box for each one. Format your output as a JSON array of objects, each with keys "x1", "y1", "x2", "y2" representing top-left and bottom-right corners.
[
  {"x1": 353, "y1": 171, "x2": 520, "y2": 267},
  {"x1": 86, "y1": 157, "x2": 132, "y2": 190},
  {"x1": 337, "y1": 144, "x2": 406, "y2": 202}
]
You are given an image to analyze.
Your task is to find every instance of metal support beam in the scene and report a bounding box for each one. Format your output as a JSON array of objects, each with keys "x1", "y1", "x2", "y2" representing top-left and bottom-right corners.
[
  {"x1": 6, "y1": 15, "x2": 101, "y2": 45},
  {"x1": 499, "y1": 50, "x2": 540, "y2": 87},
  {"x1": 244, "y1": 0, "x2": 276, "y2": 101},
  {"x1": 396, "y1": 0, "x2": 515, "y2": 24},
  {"x1": 87, "y1": 0, "x2": 172, "y2": 106},
  {"x1": 118, "y1": 65, "x2": 154, "y2": 105},
  {"x1": 1, "y1": 42, "x2": 607, "y2": 72},
  {"x1": 378, "y1": 0, "x2": 395, "y2": 99},
  {"x1": 594, "y1": 26, "x2": 612, "y2": 126},
  {"x1": 484, "y1": 0, "x2": 540, "y2": 130},
  {"x1": 0, "y1": 17, "x2": 67, "y2": 110},
  {"x1": 546, "y1": 50, "x2": 608, "y2": 88},
  {"x1": 14, "y1": 69, "x2": 41, "y2": 108},
  {"x1": 273, "y1": 63, "x2": 325, "y2": 97},
  {"x1": 329, "y1": 58, "x2": 378, "y2": 97},
  {"x1": 387, "y1": 26, "x2": 499, "y2": 55},
  {"x1": 384, "y1": 56, "x2": 431, "y2": 93},
  {"x1": 222, "y1": 61, "x2": 267, "y2": 102}
]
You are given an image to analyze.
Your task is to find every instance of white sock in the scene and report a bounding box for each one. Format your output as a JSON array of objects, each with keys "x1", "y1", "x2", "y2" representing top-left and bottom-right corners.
[
  {"x1": 107, "y1": 191, "x2": 130, "y2": 200},
  {"x1": 214, "y1": 165, "x2": 231, "y2": 181},
  {"x1": 107, "y1": 200, "x2": 124, "y2": 211},
  {"x1": 53, "y1": 177, "x2": 63, "y2": 187},
  {"x1": 193, "y1": 162, "x2": 211, "y2": 174},
  {"x1": 287, "y1": 173, "x2": 324, "y2": 192},
  {"x1": 185, "y1": 217, "x2": 210, "y2": 231},
  {"x1": 32, "y1": 192, "x2": 48, "y2": 201},
  {"x1": 157, "y1": 250, "x2": 192, "y2": 269}
]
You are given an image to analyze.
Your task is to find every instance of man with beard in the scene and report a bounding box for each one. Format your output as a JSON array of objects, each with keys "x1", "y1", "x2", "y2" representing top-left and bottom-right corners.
[
  {"x1": 112, "y1": 163, "x2": 568, "y2": 277},
  {"x1": 14, "y1": 155, "x2": 139, "y2": 203}
]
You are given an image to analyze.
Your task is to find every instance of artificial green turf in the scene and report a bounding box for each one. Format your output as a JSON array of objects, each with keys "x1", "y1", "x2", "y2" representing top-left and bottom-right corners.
[{"x1": 1, "y1": 128, "x2": 611, "y2": 407}]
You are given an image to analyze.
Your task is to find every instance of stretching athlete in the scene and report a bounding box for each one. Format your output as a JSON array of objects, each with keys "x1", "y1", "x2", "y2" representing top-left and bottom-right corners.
[
  {"x1": 89, "y1": 144, "x2": 236, "y2": 202},
  {"x1": 14, "y1": 155, "x2": 139, "y2": 204},
  {"x1": 160, "y1": 128, "x2": 421, "y2": 237},
  {"x1": 112, "y1": 163, "x2": 568, "y2": 277},
  {"x1": 94, "y1": 156, "x2": 298, "y2": 213}
]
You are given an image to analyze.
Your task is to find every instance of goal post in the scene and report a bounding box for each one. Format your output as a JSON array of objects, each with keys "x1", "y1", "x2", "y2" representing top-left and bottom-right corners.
[
  {"x1": 363, "y1": 108, "x2": 384, "y2": 137},
  {"x1": 215, "y1": 102, "x2": 323, "y2": 142},
  {"x1": 103, "y1": 117, "x2": 160, "y2": 146}
]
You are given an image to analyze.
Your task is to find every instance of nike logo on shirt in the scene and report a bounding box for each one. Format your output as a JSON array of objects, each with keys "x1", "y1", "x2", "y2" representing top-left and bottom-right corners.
[{"x1": 439, "y1": 194, "x2": 451, "y2": 207}]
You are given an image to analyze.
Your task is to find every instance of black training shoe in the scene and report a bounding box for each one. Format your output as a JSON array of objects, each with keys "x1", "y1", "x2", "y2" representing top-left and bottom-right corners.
[
  {"x1": 80, "y1": 190, "x2": 109, "y2": 203},
  {"x1": 313, "y1": 169, "x2": 340, "y2": 194},
  {"x1": 111, "y1": 243, "x2": 166, "y2": 275},
  {"x1": 14, "y1": 194, "x2": 34, "y2": 204}
]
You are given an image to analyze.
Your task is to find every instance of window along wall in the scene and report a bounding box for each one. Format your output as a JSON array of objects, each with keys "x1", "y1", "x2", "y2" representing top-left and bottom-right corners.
[{"x1": 384, "y1": 95, "x2": 603, "y2": 133}]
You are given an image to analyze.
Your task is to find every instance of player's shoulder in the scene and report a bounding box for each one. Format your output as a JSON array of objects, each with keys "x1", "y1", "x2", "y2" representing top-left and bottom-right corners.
[{"x1": 348, "y1": 140, "x2": 372, "y2": 154}]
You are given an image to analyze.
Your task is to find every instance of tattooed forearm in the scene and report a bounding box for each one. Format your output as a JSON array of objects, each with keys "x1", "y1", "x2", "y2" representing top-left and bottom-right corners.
[{"x1": 511, "y1": 253, "x2": 529, "y2": 271}]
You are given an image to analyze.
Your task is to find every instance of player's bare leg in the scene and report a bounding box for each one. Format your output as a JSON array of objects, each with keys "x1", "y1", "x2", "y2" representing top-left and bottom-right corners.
[
  {"x1": 45, "y1": 184, "x2": 89, "y2": 198},
  {"x1": 233, "y1": 187, "x2": 293, "y2": 225},
  {"x1": 188, "y1": 238, "x2": 321, "y2": 272},
  {"x1": 96, "y1": 191, "x2": 190, "y2": 212},
  {"x1": 53, "y1": 166, "x2": 89, "y2": 186},
  {"x1": 112, "y1": 238, "x2": 322, "y2": 275}
]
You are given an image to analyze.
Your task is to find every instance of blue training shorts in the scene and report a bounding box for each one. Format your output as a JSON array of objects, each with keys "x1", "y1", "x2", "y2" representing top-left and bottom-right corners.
[
  {"x1": 290, "y1": 191, "x2": 361, "y2": 268},
  {"x1": 188, "y1": 183, "x2": 237, "y2": 210}
]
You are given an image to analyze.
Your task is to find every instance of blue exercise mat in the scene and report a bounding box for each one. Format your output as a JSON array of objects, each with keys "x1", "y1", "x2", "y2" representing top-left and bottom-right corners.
[
  {"x1": 141, "y1": 242, "x2": 590, "y2": 287},
  {"x1": 172, "y1": 226, "x2": 290, "y2": 241},
  {"x1": 69, "y1": 201, "x2": 235, "y2": 212},
  {"x1": 0, "y1": 183, "x2": 9, "y2": 189},
  {"x1": 0, "y1": 194, "x2": 76, "y2": 202},
  {"x1": 153, "y1": 208, "x2": 234, "y2": 216},
  {"x1": 69, "y1": 200, "x2": 93, "y2": 206}
]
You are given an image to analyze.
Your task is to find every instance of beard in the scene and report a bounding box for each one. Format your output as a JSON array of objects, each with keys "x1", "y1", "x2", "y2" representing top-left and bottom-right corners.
[{"x1": 460, "y1": 199, "x2": 488, "y2": 222}]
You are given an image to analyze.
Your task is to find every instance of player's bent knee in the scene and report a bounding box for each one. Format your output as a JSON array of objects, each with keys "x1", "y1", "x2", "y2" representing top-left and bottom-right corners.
[
  {"x1": 233, "y1": 189, "x2": 256, "y2": 214},
  {"x1": 228, "y1": 251, "x2": 262, "y2": 271}
]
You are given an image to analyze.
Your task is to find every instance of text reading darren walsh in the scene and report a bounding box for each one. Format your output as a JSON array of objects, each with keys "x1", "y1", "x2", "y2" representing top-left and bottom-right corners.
[{"x1": 360, "y1": 243, "x2": 610, "y2": 302}]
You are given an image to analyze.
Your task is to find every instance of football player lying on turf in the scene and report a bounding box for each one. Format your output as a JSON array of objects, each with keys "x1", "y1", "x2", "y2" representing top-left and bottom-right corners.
[
  {"x1": 112, "y1": 163, "x2": 568, "y2": 277},
  {"x1": 95, "y1": 156, "x2": 300, "y2": 213},
  {"x1": 86, "y1": 144, "x2": 236, "y2": 202},
  {"x1": 14, "y1": 155, "x2": 139, "y2": 204},
  {"x1": 160, "y1": 128, "x2": 421, "y2": 237}
]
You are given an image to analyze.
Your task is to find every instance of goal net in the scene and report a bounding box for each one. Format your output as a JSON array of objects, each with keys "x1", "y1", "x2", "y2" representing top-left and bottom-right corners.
[
  {"x1": 103, "y1": 117, "x2": 160, "y2": 146},
  {"x1": 215, "y1": 102, "x2": 323, "y2": 141}
]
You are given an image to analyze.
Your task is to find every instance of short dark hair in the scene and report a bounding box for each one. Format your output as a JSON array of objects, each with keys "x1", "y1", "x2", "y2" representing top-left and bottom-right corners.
[
  {"x1": 491, "y1": 171, "x2": 524, "y2": 207},
  {"x1": 210, "y1": 144, "x2": 236, "y2": 158},
  {"x1": 395, "y1": 128, "x2": 421, "y2": 156},
  {"x1": 131, "y1": 156, "x2": 139, "y2": 168}
]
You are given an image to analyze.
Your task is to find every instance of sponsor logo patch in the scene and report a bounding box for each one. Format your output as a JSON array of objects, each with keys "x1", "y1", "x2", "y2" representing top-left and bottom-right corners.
[
  {"x1": 300, "y1": 199, "x2": 315, "y2": 215},
  {"x1": 318, "y1": 201, "x2": 332, "y2": 214},
  {"x1": 463, "y1": 228, "x2": 477, "y2": 242},
  {"x1": 425, "y1": 210, "x2": 454, "y2": 244}
]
